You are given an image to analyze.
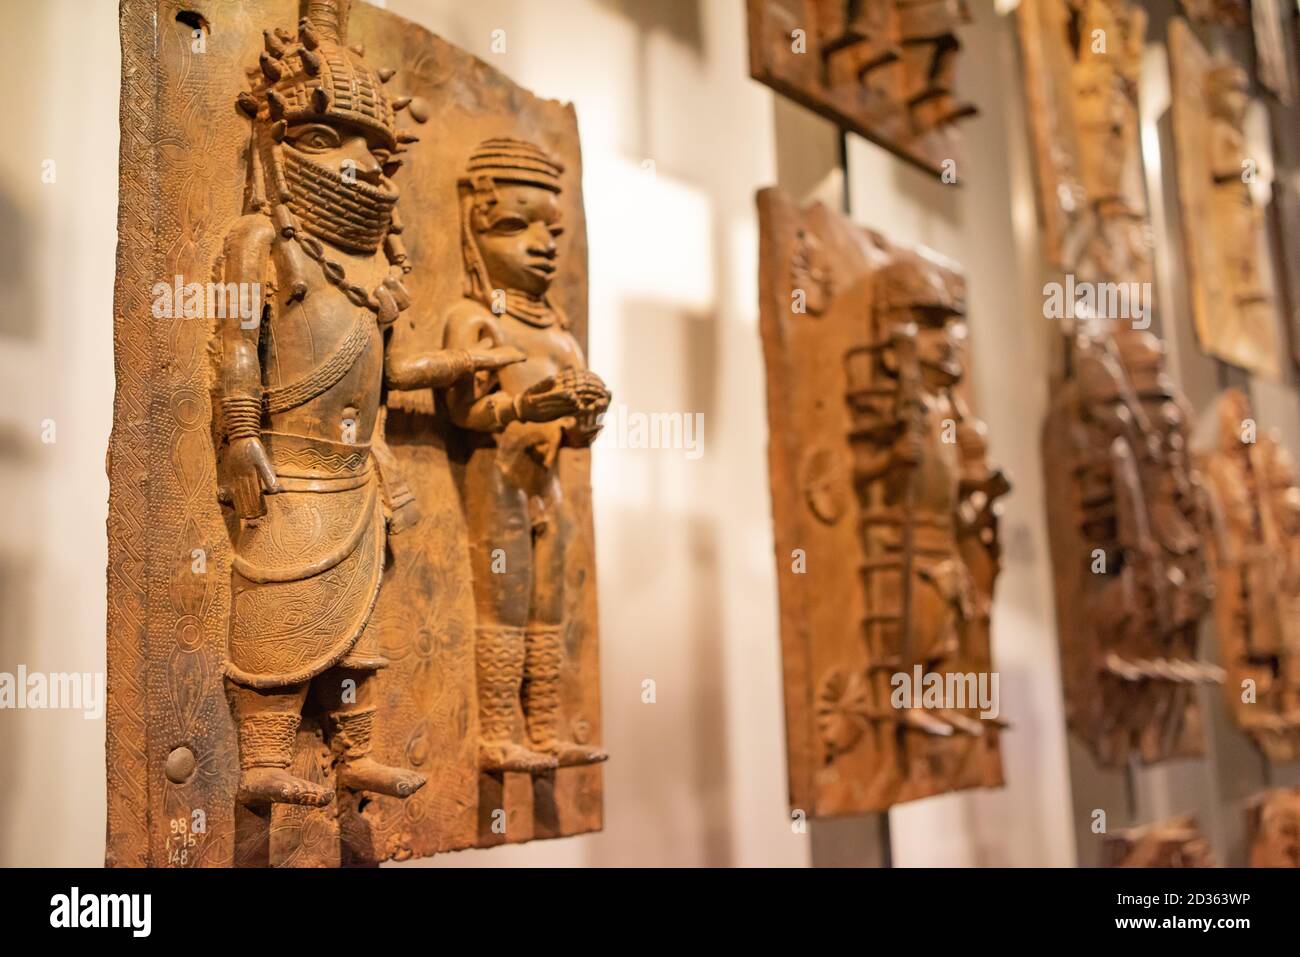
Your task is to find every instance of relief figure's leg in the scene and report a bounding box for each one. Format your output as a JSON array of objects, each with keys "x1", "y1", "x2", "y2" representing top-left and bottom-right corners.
[
  {"x1": 315, "y1": 665, "x2": 426, "y2": 798},
  {"x1": 465, "y1": 447, "x2": 557, "y2": 774},
  {"x1": 230, "y1": 681, "x2": 332, "y2": 808},
  {"x1": 523, "y1": 477, "x2": 607, "y2": 767}
]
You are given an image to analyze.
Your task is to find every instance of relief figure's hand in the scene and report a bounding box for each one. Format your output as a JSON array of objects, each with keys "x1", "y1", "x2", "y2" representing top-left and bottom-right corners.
[
  {"x1": 571, "y1": 370, "x2": 611, "y2": 414},
  {"x1": 223, "y1": 436, "x2": 280, "y2": 519},
  {"x1": 514, "y1": 374, "x2": 583, "y2": 422}
]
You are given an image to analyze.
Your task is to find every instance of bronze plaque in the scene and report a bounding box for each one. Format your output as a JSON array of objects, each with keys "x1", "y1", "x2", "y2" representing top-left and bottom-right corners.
[
  {"x1": 747, "y1": 0, "x2": 978, "y2": 178},
  {"x1": 108, "y1": 0, "x2": 605, "y2": 867},
  {"x1": 758, "y1": 188, "x2": 1007, "y2": 817},
  {"x1": 1017, "y1": 0, "x2": 1153, "y2": 285},
  {"x1": 1169, "y1": 17, "x2": 1283, "y2": 377},
  {"x1": 1199, "y1": 389, "x2": 1300, "y2": 763},
  {"x1": 1042, "y1": 322, "x2": 1221, "y2": 767}
]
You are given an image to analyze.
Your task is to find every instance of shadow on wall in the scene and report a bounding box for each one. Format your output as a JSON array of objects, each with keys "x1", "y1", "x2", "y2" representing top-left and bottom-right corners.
[
  {"x1": 613, "y1": 298, "x2": 718, "y2": 442},
  {"x1": 597, "y1": 0, "x2": 705, "y2": 175},
  {"x1": 584, "y1": 295, "x2": 734, "y2": 865},
  {"x1": 595, "y1": 0, "x2": 705, "y2": 52},
  {"x1": 0, "y1": 158, "x2": 42, "y2": 865},
  {"x1": 0, "y1": 188, "x2": 37, "y2": 340}
]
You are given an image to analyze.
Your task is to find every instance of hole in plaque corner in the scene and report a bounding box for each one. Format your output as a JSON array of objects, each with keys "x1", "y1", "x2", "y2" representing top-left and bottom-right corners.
[
  {"x1": 356, "y1": 795, "x2": 373, "y2": 815},
  {"x1": 176, "y1": 10, "x2": 211, "y2": 36}
]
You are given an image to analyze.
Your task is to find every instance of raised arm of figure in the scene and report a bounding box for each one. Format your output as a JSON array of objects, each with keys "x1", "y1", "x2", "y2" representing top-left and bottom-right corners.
[{"x1": 385, "y1": 340, "x2": 525, "y2": 391}]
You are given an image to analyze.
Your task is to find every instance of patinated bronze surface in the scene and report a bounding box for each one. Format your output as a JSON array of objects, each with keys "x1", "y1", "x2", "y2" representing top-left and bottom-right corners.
[
  {"x1": 1199, "y1": 389, "x2": 1300, "y2": 763},
  {"x1": 1042, "y1": 322, "x2": 1221, "y2": 768},
  {"x1": 747, "y1": 0, "x2": 978, "y2": 177},
  {"x1": 1017, "y1": 0, "x2": 1153, "y2": 285},
  {"x1": 440, "y1": 139, "x2": 610, "y2": 777},
  {"x1": 108, "y1": 0, "x2": 603, "y2": 867},
  {"x1": 1103, "y1": 815, "x2": 1217, "y2": 867},
  {"x1": 1169, "y1": 17, "x2": 1282, "y2": 377},
  {"x1": 759, "y1": 188, "x2": 1007, "y2": 817},
  {"x1": 1247, "y1": 787, "x2": 1300, "y2": 866}
]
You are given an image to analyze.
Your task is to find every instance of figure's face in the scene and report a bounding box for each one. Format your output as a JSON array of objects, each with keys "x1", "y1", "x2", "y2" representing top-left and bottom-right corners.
[
  {"x1": 1076, "y1": 70, "x2": 1131, "y2": 197},
  {"x1": 1081, "y1": 369, "x2": 1134, "y2": 437},
  {"x1": 474, "y1": 183, "x2": 563, "y2": 296},
  {"x1": 282, "y1": 120, "x2": 396, "y2": 185},
  {"x1": 1209, "y1": 77, "x2": 1248, "y2": 127},
  {"x1": 916, "y1": 311, "x2": 965, "y2": 388},
  {"x1": 1091, "y1": 399, "x2": 1130, "y2": 436}
]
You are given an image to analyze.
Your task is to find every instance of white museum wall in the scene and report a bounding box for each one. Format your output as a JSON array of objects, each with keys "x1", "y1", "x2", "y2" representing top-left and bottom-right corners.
[
  {"x1": 0, "y1": 0, "x2": 1133, "y2": 867},
  {"x1": 0, "y1": 0, "x2": 121, "y2": 867}
]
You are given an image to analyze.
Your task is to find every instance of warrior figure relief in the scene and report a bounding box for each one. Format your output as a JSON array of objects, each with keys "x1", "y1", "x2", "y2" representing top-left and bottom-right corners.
[
  {"x1": 757, "y1": 191, "x2": 1005, "y2": 812},
  {"x1": 1114, "y1": 332, "x2": 1213, "y2": 650},
  {"x1": 1263, "y1": 444, "x2": 1300, "y2": 721},
  {"x1": 1065, "y1": 332, "x2": 1155, "y2": 751},
  {"x1": 215, "y1": 0, "x2": 515, "y2": 807},
  {"x1": 1166, "y1": 19, "x2": 1279, "y2": 375},
  {"x1": 1017, "y1": 0, "x2": 1153, "y2": 281},
  {"x1": 1050, "y1": 327, "x2": 1218, "y2": 766},
  {"x1": 1202, "y1": 389, "x2": 1300, "y2": 759},
  {"x1": 443, "y1": 139, "x2": 610, "y2": 774},
  {"x1": 843, "y1": 250, "x2": 1008, "y2": 757},
  {"x1": 1206, "y1": 62, "x2": 1271, "y2": 330},
  {"x1": 1113, "y1": 332, "x2": 1216, "y2": 756},
  {"x1": 1070, "y1": 0, "x2": 1150, "y2": 282}
]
